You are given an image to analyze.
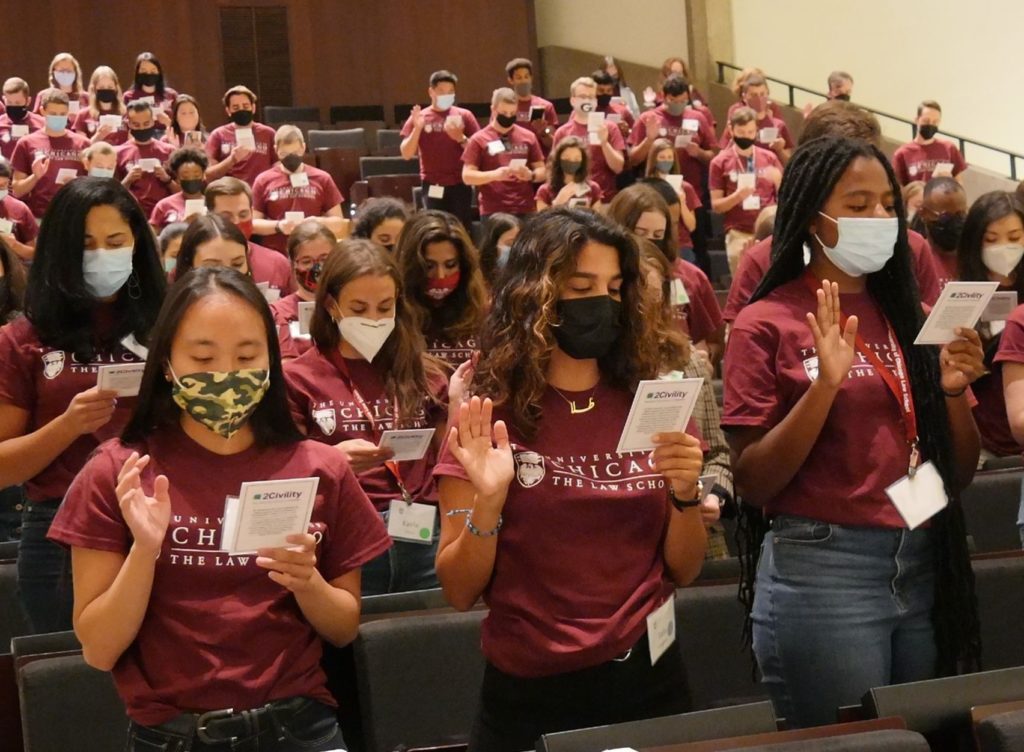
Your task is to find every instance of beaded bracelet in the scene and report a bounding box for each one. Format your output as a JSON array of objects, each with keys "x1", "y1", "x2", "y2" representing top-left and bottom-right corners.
[{"x1": 445, "y1": 508, "x2": 503, "y2": 537}]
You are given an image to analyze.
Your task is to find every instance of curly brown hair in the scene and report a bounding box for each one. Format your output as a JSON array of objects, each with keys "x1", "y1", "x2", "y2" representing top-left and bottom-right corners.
[
  {"x1": 394, "y1": 210, "x2": 488, "y2": 341},
  {"x1": 473, "y1": 208, "x2": 666, "y2": 439},
  {"x1": 310, "y1": 238, "x2": 444, "y2": 425},
  {"x1": 636, "y1": 237, "x2": 690, "y2": 371}
]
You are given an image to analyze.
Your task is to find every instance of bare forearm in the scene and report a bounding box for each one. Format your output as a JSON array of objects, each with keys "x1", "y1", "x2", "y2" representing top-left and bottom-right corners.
[
  {"x1": 663, "y1": 505, "x2": 707, "y2": 585},
  {"x1": 205, "y1": 156, "x2": 234, "y2": 181},
  {"x1": 945, "y1": 391, "x2": 980, "y2": 490},
  {"x1": 436, "y1": 497, "x2": 502, "y2": 610},
  {"x1": 293, "y1": 575, "x2": 361, "y2": 647},
  {"x1": 462, "y1": 167, "x2": 494, "y2": 187},
  {"x1": 0, "y1": 416, "x2": 78, "y2": 487},
  {"x1": 400, "y1": 132, "x2": 420, "y2": 160},
  {"x1": 602, "y1": 142, "x2": 625, "y2": 172}
]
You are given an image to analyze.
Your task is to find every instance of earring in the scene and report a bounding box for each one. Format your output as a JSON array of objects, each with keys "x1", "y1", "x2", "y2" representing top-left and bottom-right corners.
[{"x1": 127, "y1": 272, "x2": 142, "y2": 300}]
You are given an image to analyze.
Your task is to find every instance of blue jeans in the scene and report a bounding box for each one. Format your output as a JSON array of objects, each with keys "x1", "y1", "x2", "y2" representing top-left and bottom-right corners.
[
  {"x1": 360, "y1": 509, "x2": 440, "y2": 596},
  {"x1": 0, "y1": 484, "x2": 25, "y2": 541},
  {"x1": 752, "y1": 515, "x2": 937, "y2": 728},
  {"x1": 18, "y1": 499, "x2": 73, "y2": 634}
]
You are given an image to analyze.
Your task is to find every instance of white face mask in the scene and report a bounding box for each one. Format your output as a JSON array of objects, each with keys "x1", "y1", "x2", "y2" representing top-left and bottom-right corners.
[
  {"x1": 982, "y1": 243, "x2": 1024, "y2": 278},
  {"x1": 0, "y1": 189, "x2": 7, "y2": 202},
  {"x1": 82, "y1": 246, "x2": 134, "y2": 298},
  {"x1": 815, "y1": 212, "x2": 898, "y2": 277},
  {"x1": 89, "y1": 167, "x2": 115, "y2": 179},
  {"x1": 337, "y1": 315, "x2": 395, "y2": 362},
  {"x1": 435, "y1": 93, "x2": 455, "y2": 111}
]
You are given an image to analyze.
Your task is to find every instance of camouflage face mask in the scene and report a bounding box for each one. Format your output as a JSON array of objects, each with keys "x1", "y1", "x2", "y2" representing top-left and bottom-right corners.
[{"x1": 168, "y1": 365, "x2": 270, "y2": 439}]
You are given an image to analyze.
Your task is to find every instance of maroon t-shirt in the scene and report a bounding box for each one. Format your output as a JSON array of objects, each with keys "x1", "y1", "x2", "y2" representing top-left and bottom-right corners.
[
  {"x1": 677, "y1": 180, "x2": 702, "y2": 249},
  {"x1": 400, "y1": 105, "x2": 481, "y2": 185},
  {"x1": 0, "y1": 194, "x2": 39, "y2": 244},
  {"x1": 149, "y1": 192, "x2": 188, "y2": 230},
  {"x1": 47, "y1": 427, "x2": 390, "y2": 725},
  {"x1": 0, "y1": 111, "x2": 45, "y2": 160},
  {"x1": 892, "y1": 139, "x2": 967, "y2": 185},
  {"x1": 252, "y1": 165, "x2": 343, "y2": 254},
  {"x1": 433, "y1": 382, "x2": 688, "y2": 677},
  {"x1": 722, "y1": 230, "x2": 942, "y2": 322},
  {"x1": 551, "y1": 119, "x2": 627, "y2": 201},
  {"x1": 629, "y1": 106, "x2": 716, "y2": 192},
  {"x1": 71, "y1": 109, "x2": 129, "y2": 146},
  {"x1": 115, "y1": 139, "x2": 175, "y2": 215},
  {"x1": 462, "y1": 124, "x2": 544, "y2": 216},
  {"x1": 708, "y1": 146, "x2": 781, "y2": 233},
  {"x1": 726, "y1": 99, "x2": 785, "y2": 122},
  {"x1": 10, "y1": 129, "x2": 89, "y2": 217},
  {"x1": 249, "y1": 241, "x2": 295, "y2": 295},
  {"x1": 930, "y1": 247, "x2": 959, "y2": 289},
  {"x1": 206, "y1": 122, "x2": 277, "y2": 187},
  {"x1": 122, "y1": 87, "x2": 179, "y2": 111},
  {"x1": 515, "y1": 95, "x2": 558, "y2": 155},
  {"x1": 672, "y1": 259, "x2": 723, "y2": 345},
  {"x1": 32, "y1": 90, "x2": 90, "y2": 114},
  {"x1": 989, "y1": 306, "x2": 1024, "y2": 456},
  {"x1": 0, "y1": 315, "x2": 141, "y2": 502},
  {"x1": 271, "y1": 292, "x2": 315, "y2": 360},
  {"x1": 723, "y1": 276, "x2": 925, "y2": 528},
  {"x1": 534, "y1": 179, "x2": 602, "y2": 209},
  {"x1": 718, "y1": 112, "x2": 794, "y2": 150},
  {"x1": 284, "y1": 347, "x2": 447, "y2": 511}
]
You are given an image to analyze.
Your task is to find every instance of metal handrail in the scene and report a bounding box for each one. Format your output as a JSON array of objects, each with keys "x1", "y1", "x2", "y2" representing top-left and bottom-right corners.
[{"x1": 716, "y1": 61, "x2": 1023, "y2": 181}]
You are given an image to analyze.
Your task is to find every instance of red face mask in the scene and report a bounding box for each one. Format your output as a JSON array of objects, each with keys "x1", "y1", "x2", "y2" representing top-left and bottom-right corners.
[
  {"x1": 425, "y1": 269, "x2": 460, "y2": 304},
  {"x1": 237, "y1": 219, "x2": 254, "y2": 240}
]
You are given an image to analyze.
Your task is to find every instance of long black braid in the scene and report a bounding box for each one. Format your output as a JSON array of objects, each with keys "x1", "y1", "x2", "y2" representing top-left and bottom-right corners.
[{"x1": 736, "y1": 136, "x2": 981, "y2": 675}]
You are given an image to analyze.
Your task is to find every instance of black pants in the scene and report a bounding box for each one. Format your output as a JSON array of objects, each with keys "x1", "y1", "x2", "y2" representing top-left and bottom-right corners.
[
  {"x1": 17, "y1": 499, "x2": 73, "y2": 634},
  {"x1": 469, "y1": 633, "x2": 690, "y2": 752},
  {"x1": 422, "y1": 181, "x2": 474, "y2": 227}
]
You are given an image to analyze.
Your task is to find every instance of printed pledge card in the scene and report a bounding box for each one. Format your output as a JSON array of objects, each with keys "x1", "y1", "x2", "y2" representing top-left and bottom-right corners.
[
  {"x1": 617, "y1": 378, "x2": 703, "y2": 454},
  {"x1": 221, "y1": 476, "x2": 319, "y2": 554},
  {"x1": 914, "y1": 281, "x2": 999, "y2": 345}
]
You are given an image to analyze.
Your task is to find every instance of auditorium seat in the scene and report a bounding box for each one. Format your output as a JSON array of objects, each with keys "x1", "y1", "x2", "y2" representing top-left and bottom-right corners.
[
  {"x1": 976, "y1": 706, "x2": 1024, "y2": 751},
  {"x1": 18, "y1": 653, "x2": 127, "y2": 752},
  {"x1": 359, "y1": 155, "x2": 420, "y2": 180},
  {"x1": 288, "y1": 120, "x2": 322, "y2": 139},
  {"x1": 361, "y1": 586, "x2": 449, "y2": 617},
  {"x1": 961, "y1": 469, "x2": 1023, "y2": 554},
  {"x1": 712, "y1": 729, "x2": 928, "y2": 752},
  {"x1": 862, "y1": 666, "x2": 1024, "y2": 751},
  {"x1": 263, "y1": 105, "x2": 321, "y2": 127},
  {"x1": 314, "y1": 148, "x2": 363, "y2": 210},
  {"x1": 972, "y1": 554, "x2": 1024, "y2": 670},
  {"x1": 11, "y1": 630, "x2": 79, "y2": 664},
  {"x1": 309, "y1": 128, "x2": 368, "y2": 155},
  {"x1": 353, "y1": 609, "x2": 487, "y2": 752},
  {"x1": 536, "y1": 701, "x2": 777, "y2": 752},
  {"x1": 375, "y1": 129, "x2": 403, "y2": 156},
  {"x1": 367, "y1": 174, "x2": 420, "y2": 204},
  {"x1": 0, "y1": 560, "x2": 30, "y2": 652}
]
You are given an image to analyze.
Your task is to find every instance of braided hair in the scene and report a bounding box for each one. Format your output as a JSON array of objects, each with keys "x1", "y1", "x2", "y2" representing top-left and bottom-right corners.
[{"x1": 739, "y1": 136, "x2": 981, "y2": 675}]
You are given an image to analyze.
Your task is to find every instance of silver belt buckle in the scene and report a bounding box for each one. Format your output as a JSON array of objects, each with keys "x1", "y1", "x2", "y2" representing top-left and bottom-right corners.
[{"x1": 196, "y1": 707, "x2": 236, "y2": 744}]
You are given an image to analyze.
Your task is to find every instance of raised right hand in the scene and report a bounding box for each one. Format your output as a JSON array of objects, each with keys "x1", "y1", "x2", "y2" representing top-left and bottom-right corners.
[
  {"x1": 62, "y1": 386, "x2": 118, "y2": 436},
  {"x1": 446, "y1": 396, "x2": 514, "y2": 503},
  {"x1": 805, "y1": 279, "x2": 859, "y2": 389},
  {"x1": 116, "y1": 452, "x2": 171, "y2": 556}
]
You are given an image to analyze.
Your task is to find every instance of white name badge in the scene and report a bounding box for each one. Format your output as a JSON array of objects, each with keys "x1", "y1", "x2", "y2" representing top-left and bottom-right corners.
[
  {"x1": 646, "y1": 595, "x2": 676, "y2": 665},
  {"x1": 10, "y1": 124, "x2": 28, "y2": 138},
  {"x1": 742, "y1": 194, "x2": 761, "y2": 211},
  {"x1": 0, "y1": 219, "x2": 13, "y2": 235},
  {"x1": 682, "y1": 118, "x2": 701, "y2": 133},
  {"x1": 284, "y1": 210, "x2": 305, "y2": 224},
  {"x1": 289, "y1": 171, "x2": 309, "y2": 188},
  {"x1": 671, "y1": 277, "x2": 690, "y2": 306},
  {"x1": 674, "y1": 133, "x2": 692, "y2": 149},
  {"x1": 885, "y1": 460, "x2": 949, "y2": 529},
  {"x1": 379, "y1": 428, "x2": 436, "y2": 461},
  {"x1": 486, "y1": 139, "x2": 505, "y2": 156},
  {"x1": 387, "y1": 500, "x2": 437, "y2": 545},
  {"x1": 758, "y1": 127, "x2": 779, "y2": 143},
  {"x1": 99, "y1": 114, "x2": 122, "y2": 130},
  {"x1": 981, "y1": 291, "x2": 1018, "y2": 322},
  {"x1": 96, "y1": 363, "x2": 146, "y2": 397},
  {"x1": 138, "y1": 158, "x2": 159, "y2": 172},
  {"x1": 55, "y1": 168, "x2": 79, "y2": 185},
  {"x1": 427, "y1": 184, "x2": 445, "y2": 199},
  {"x1": 183, "y1": 198, "x2": 207, "y2": 218}
]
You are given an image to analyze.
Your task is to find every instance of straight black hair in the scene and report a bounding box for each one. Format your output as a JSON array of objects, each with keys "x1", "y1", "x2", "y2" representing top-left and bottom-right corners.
[
  {"x1": 958, "y1": 191, "x2": 1024, "y2": 296},
  {"x1": 122, "y1": 267, "x2": 301, "y2": 446},
  {"x1": 24, "y1": 177, "x2": 165, "y2": 360},
  {"x1": 744, "y1": 135, "x2": 980, "y2": 674}
]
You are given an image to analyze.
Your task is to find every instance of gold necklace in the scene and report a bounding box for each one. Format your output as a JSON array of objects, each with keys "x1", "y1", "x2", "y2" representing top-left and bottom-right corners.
[{"x1": 550, "y1": 384, "x2": 597, "y2": 414}]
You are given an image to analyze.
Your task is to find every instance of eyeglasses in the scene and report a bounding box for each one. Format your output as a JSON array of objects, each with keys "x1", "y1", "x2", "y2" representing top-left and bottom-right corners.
[{"x1": 295, "y1": 255, "x2": 329, "y2": 271}]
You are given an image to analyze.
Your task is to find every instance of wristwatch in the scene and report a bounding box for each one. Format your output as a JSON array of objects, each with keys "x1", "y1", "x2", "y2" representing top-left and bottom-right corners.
[{"x1": 669, "y1": 480, "x2": 703, "y2": 511}]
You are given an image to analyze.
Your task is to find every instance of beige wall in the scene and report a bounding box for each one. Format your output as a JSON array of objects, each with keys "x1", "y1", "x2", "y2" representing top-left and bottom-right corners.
[
  {"x1": 713, "y1": 0, "x2": 1024, "y2": 179},
  {"x1": 536, "y1": 0, "x2": 688, "y2": 69}
]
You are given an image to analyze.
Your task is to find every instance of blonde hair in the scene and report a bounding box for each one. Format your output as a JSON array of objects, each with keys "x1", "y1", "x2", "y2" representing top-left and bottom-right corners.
[
  {"x1": 569, "y1": 76, "x2": 596, "y2": 97},
  {"x1": 48, "y1": 53, "x2": 84, "y2": 96},
  {"x1": 491, "y1": 87, "x2": 517, "y2": 108},
  {"x1": 274, "y1": 124, "x2": 304, "y2": 148}
]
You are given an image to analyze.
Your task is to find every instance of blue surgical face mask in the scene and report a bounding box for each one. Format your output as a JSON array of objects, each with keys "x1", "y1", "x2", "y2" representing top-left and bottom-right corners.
[
  {"x1": 496, "y1": 244, "x2": 512, "y2": 268},
  {"x1": 435, "y1": 93, "x2": 455, "y2": 111},
  {"x1": 45, "y1": 114, "x2": 69, "y2": 132},
  {"x1": 82, "y1": 245, "x2": 134, "y2": 298},
  {"x1": 815, "y1": 212, "x2": 898, "y2": 277},
  {"x1": 89, "y1": 167, "x2": 115, "y2": 179},
  {"x1": 163, "y1": 256, "x2": 178, "y2": 275}
]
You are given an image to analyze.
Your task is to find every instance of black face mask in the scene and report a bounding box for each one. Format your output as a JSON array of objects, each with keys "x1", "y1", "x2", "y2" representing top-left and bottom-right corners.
[
  {"x1": 137, "y1": 73, "x2": 160, "y2": 88},
  {"x1": 180, "y1": 178, "x2": 205, "y2": 195},
  {"x1": 733, "y1": 136, "x2": 756, "y2": 150},
  {"x1": 96, "y1": 89, "x2": 118, "y2": 104},
  {"x1": 596, "y1": 94, "x2": 612, "y2": 109},
  {"x1": 560, "y1": 159, "x2": 582, "y2": 176},
  {"x1": 553, "y1": 296, "x2": 622, "y2": 360},
  {"x1": 230, "y1": 110, "x2": 254, "y2": 127},
  {"x1": 132, "y1": 127, "x2": 155, "y2": 142},
  {"x1": 918, "y1": 124, "x2": 939, "y2": 140},
  {"x1": 6, "y1": 105, "x2": 27, "y2": 121},
  {"x1": 495, "y1": 113, "x2": 517, "y2": 129},
  {"x1": 833, "y1": 93, "x2": 851, "y2": 102},
  {"x1": 926, "y1": 214, "x2": 965, "y2": 252},
  {"x1": 281, "y1": 153, "x2": 303, "y2": 172}
]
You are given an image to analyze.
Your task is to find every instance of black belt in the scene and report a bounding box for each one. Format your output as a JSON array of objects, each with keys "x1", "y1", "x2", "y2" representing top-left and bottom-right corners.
[{"x1": 151, "y1": 696, "x2": 312, "y2": 745}]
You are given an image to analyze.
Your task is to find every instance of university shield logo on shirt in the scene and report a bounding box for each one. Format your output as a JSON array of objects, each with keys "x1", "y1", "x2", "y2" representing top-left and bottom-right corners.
[
  {"x1": 802, "y1": 356, "x2": 819, "y2": 382},
  {"x1": 514, "y1": 450, "x2": 545, "y2": 488},
  {"x1": 42, "y1": 351, "x2": 65, "y2": 380},
  {"x1": 312, "y1": 407, "x2": 336, "y2": 436}
]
